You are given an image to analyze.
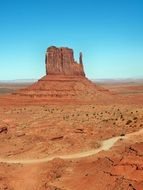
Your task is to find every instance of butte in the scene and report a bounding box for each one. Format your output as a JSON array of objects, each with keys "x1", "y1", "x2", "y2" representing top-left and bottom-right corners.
[{"x1": 14, "y1": 46, "x2": 114, "y2": 102}]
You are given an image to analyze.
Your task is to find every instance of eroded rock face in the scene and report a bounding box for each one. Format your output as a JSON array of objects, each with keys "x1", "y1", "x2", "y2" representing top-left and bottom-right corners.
[
  {"x1": 45, "y1": 46, "x2": 85, "y2": 76},
  {"x1": 14, "y1": 45, "x2": 113, "y2": 99}
]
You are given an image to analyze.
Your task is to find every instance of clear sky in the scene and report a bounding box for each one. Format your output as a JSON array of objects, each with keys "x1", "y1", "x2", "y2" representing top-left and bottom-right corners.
[{"x1": 0, "y1": 0, "x2": 143, "y2": 80}]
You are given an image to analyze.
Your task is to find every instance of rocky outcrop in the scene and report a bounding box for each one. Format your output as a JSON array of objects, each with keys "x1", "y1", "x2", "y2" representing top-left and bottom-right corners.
[
  {"x1": 45, "y1": 46, "x2": 85, "y2": 76},
  {"x1": 0, "y1": 127, "x2": 7, "y2": 134},
  {"x1": 14, "y1": 46, "x2": 112, "y2": 100}
]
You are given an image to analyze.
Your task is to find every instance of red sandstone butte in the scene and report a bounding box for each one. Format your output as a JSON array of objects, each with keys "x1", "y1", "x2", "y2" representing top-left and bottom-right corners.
[
  {"x1": 13, "y1": 46, "x2": 111, "y2": 100},
  {"x1": 45, "y1": 46, "x2": 85, "y2": 76}
]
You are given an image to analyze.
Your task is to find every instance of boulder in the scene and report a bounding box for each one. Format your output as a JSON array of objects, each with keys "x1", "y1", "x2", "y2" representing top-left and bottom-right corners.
[{"x1": 0, "y1": 127, "x2": 8, "y2": 134}]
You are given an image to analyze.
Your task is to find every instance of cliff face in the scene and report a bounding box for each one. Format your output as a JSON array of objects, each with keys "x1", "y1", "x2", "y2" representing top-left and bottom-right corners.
[{"x1": 45, "y1": 46, "x2": 85, "y2": 76}]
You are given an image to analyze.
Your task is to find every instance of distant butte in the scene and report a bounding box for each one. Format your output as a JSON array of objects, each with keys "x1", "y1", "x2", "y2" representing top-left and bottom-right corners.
[
  {"x1": 45, "y1": 46, "x2": 85, "y2": 76},
  {"x1": 14, "y1": 46, "x2": 111, "y2": 100}
]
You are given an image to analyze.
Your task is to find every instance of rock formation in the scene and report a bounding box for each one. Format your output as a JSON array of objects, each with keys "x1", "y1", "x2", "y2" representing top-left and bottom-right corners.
[
  {"x1": 45, "y1": 46, "x2": 85, "y2": 76},
  {"x1": 14, "y1": 46, "x2": 110, "y2": 100}
]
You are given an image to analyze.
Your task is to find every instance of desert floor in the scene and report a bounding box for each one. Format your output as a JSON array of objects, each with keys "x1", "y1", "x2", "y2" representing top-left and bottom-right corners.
[{"x1": 0, "y1": 81, "x2": 143, "y2": 190}]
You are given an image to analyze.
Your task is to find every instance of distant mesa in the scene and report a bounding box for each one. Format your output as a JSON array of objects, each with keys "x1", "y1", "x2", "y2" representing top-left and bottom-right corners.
[
  {"x1": 13, "y1": 46, "x2": 111, "y2": 100},
  {"x1": 45, "y1": 46, "x2": 85, "y2": 76}
]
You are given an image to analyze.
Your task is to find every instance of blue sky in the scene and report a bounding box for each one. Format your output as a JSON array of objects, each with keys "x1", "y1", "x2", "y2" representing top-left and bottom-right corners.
[{"x1": 0, "y1": 0, "x2": 143, "y2": 80}]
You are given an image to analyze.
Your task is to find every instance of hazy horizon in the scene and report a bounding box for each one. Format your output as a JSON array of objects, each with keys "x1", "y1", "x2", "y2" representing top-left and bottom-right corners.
[
  {"x1": 0, "y1": 0, "x2": 143, "y2": 80},
  {"x1": 0, "y1": 77, "x2": 143, "y2": 83}
]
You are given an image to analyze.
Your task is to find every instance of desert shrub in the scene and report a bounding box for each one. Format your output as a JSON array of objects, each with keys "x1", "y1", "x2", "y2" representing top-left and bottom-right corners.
[
  {"x1": 102, "y1": 119, "x2": 108, "y2": 122},
  {"x1": 126, "y1": 120, "x2": 132, "y2": 125}
]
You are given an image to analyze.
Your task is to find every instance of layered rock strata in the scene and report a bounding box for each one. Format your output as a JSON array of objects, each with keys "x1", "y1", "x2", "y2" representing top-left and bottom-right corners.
[{"x1": 14, "y1": 46, "x2": 110, "y2": 100}]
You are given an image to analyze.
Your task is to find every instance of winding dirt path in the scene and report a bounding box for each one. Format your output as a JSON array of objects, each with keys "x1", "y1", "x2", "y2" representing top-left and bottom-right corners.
[{"x1": 1, "y1": 128, "x2": 143, "y2": 164}]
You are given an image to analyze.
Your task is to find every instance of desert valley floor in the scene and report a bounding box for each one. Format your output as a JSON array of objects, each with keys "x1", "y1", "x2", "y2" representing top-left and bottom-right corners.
[{"x1": 0, "y1": 81, "x2": 143, "y2": 190}]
